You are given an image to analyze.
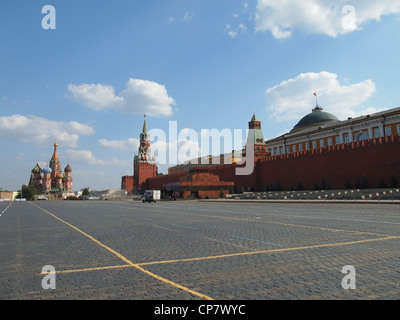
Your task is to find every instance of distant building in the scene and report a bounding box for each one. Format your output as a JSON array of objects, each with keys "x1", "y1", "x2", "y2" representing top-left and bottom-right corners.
[
  {"x1": 29, "y1": 142, "x2": 74, "y2": 198},
  {"x1": 0, "y1": 191, "x2": 18, "y2": 201},
  {"x1": 266, "y1": 105, "x2": 400, "y2": 156},
  {"x1": 122, "y1": 115, "x2": 158, "y2": 195}
]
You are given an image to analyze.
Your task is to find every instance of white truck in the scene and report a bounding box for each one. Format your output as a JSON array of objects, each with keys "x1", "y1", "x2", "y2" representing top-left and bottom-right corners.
[{"x1": 141, "y1": 190, "x2": 161, "y2": 203}]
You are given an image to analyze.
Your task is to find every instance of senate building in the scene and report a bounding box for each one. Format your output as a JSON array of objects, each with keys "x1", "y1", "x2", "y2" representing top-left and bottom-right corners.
[{"x1": 267, "y1": 105, "x2": 400, "y2": 156}]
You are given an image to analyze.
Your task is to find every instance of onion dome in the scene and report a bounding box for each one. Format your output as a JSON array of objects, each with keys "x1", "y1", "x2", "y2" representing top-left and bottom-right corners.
[
  {"x1": 31, "y1": 163, "x2": 42, "y2": 174},
  {"x1": 42, "y1": 164, "x2": 52, "y2": 174},
  {"x1": 56, "y1": 173, "x2": 64, "y2": 179},
  {"x1": 291, "y1": 106, "x2": 339, "y2": 132},
  {"x1": 64, "y1": 164, "x2": 72, "y2": 172}
]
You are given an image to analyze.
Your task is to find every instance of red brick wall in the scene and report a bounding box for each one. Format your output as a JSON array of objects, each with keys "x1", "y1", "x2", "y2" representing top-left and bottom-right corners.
[
  {"x1": 143, "y1": 135, "x2": 400, "y2": 193},
  {"x1": 134, "y1": 161, "x2": 157, "y2": 193},
  {"x1": 208, "y1": 164, "x2": 255, "y2": 192},
  {"x1": 256, "y1": 135, "x2": 400, "y2": 190},
  {"x1": 121, "y1": 176, "x2": 134, "y2": 194},
  {"x1": 146, "y1": 172, "x2": 187, "y2": 190}
]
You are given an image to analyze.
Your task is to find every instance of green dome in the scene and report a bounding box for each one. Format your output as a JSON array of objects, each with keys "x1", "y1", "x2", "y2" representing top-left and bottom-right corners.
[
  {"x1": 31, "y1": 163, "x2": 42, "y2": 174},
  {"x1": 292, "y1": 106, "x2": 339, "y2": 132}
]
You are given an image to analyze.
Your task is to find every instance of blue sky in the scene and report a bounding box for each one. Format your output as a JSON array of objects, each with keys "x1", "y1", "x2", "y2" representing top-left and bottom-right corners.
[{"x1": 1, "y1": 0, "x2": 400, "y2": 191}]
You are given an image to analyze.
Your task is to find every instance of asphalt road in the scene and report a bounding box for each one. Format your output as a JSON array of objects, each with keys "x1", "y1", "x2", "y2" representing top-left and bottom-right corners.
[{"x1": 0, "y1": 200, "x2": 399, "y2": 300}]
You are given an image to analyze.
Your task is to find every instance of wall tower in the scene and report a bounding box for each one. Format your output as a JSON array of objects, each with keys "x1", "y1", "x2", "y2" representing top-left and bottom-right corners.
[{"x1": 133, "y1": 115, "x2": 157, "y2": 194}]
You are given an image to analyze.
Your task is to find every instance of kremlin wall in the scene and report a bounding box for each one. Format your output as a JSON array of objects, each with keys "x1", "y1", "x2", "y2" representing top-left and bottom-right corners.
[{"x1": 123, "y1": 105, "x2": 400, "y2": 199}]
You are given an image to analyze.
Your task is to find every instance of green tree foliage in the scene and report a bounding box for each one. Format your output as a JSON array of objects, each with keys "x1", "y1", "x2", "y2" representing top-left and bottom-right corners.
[
  {"x1": 389, "y1": 174, "x2": 399, "y2": 188},
  {"x1": 296, "y1": 181, "x2": 305, "y2": 191},
  {"x1": 344, "y1": 179, "x2": 353, "y2": 189},
  {"x1": 17, "y1": 185, "x2": 41, "y2": 200},
  {"x1": 378, "y1": 178, "x2": 387, "y2": 188}
]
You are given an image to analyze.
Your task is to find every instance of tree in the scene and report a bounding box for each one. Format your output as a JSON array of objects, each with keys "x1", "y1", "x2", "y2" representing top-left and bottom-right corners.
[
  {"x1": 296, "y1": 181, "x2": 305, "y2": 191},
  {"x1": 344, "y1": 179, "x2": 353, "y2": 190},
  {"x1": 269, "y1": 181, "x2": 275, "y2": 191},
  {"x1": 17, "y1": 185, "x2": 40, "y2": 200},
  {"x1": 361, "y1": 176, "x2": 369, "y2": 189},
  {"x1": 82, "y1": 188, "x2": 90, "y2": 196},
  {"x1": 320, "y1": 178, "x2": 327, "y2": 190},
  {"x1": 312, "y1": 182, "x2": 320, "y2": 190},
  {"x1": 378, "y1": 178, "x2": 387, "y2": 189},
  {"x1": 389, "y1": 174, "x2": 399, "y2": 188},
  {"x1": 355, "y1": 176, "x2": 361, "y2": 189}
]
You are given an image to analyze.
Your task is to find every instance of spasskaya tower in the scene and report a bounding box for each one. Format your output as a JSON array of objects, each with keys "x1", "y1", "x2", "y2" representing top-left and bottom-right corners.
[{"x1": 133, "y1": 115, "x2": 157, "y2": 194}]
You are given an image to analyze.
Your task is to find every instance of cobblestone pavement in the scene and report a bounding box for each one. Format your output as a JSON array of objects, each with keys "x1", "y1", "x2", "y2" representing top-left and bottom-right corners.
[{"x1": 0, "y1": 200, "x2": 399, "y2": 300}]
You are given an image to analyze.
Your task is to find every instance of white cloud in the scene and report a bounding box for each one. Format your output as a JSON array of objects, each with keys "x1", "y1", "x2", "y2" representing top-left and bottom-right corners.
[
  {"x1": 68, "y1": 77, "x2": 175, "y2": 117},
  {"x1": 265, "y1": 71, "x2": 377, "y2": 122},
  {"x1": 168, "y1": 11, "x2": 194, "y2": 24},
  {"x1": 255, "y1": 0, "x2": 400, "y2": 39},
  {"x1": 99, "y1": 138, "x2": 140, "y2": 153},
  {"x1": 67, "y1": 83, "x2": 124, "y2": 111},
  {"x1": 64, "y1": 149, "x2": 130, "y2": 167},
  {"x1": 0, "y1": 114, "x2": 94, "y2": 148},
  {"x1": 226, "y1": 1, "x2": 251, "y2": 38},
  {"x1": 65, "y1": 149, "x2": 104, "y2": 165},
  {"x1": 226, "y1": 23, "x2": 247, "y2": 38},
  {"x1": 182, "y1": 11, "x2": 194, "y2": 22}
]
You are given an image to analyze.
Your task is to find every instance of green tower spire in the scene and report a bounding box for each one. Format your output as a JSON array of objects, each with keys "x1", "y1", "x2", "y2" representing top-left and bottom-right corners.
[{"x1": 142, "y1": 114, "x2": 148, "y2": 134}]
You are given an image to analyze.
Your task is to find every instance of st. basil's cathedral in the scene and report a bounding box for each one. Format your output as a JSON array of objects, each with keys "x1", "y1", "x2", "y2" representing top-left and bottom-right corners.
[{"x1": 29, "y1": 142, "x2": 73, "y2": 197}]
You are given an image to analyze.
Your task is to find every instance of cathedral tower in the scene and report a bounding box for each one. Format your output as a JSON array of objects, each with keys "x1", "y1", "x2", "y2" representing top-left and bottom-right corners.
[
  {"x1": 63, "y1": 164, "x2": 73, "y2": 193},
  {"x1": 42, "y1": 164, "x2": 52, "y2": 193},
  {"x1": 133, "y1": 115, "x2": 157, "y2": 194},
  {"x1": 49, "y1": 142, "x2": 62, "y2": 188}
]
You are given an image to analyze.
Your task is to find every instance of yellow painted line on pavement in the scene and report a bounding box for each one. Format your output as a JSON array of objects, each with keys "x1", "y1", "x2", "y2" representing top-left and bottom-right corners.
[
  {"x1": 30, "y1": 202, "x2": 213, "y2": 300},
  {"x1": 31, "y1": 203, "x2": 135, "y2": 266},
  {"x1": 32, "y1": 201, "x2": 399, "y2": 300},
  {"x1": 104, "y1": 202, "x2": 395, "y2": 238},
  {"x1": 47, "y1": 264, "x2": 133, "y2": 275},
  {"x1": 53, "y1": 235, "x2": 400, "y2": 275},
  {"x1": 134, "y1": 264, "x2": 213, "y2": 300},
  {"x1": 139, "y1": 235, "x2": 400, "y2": 267}
]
